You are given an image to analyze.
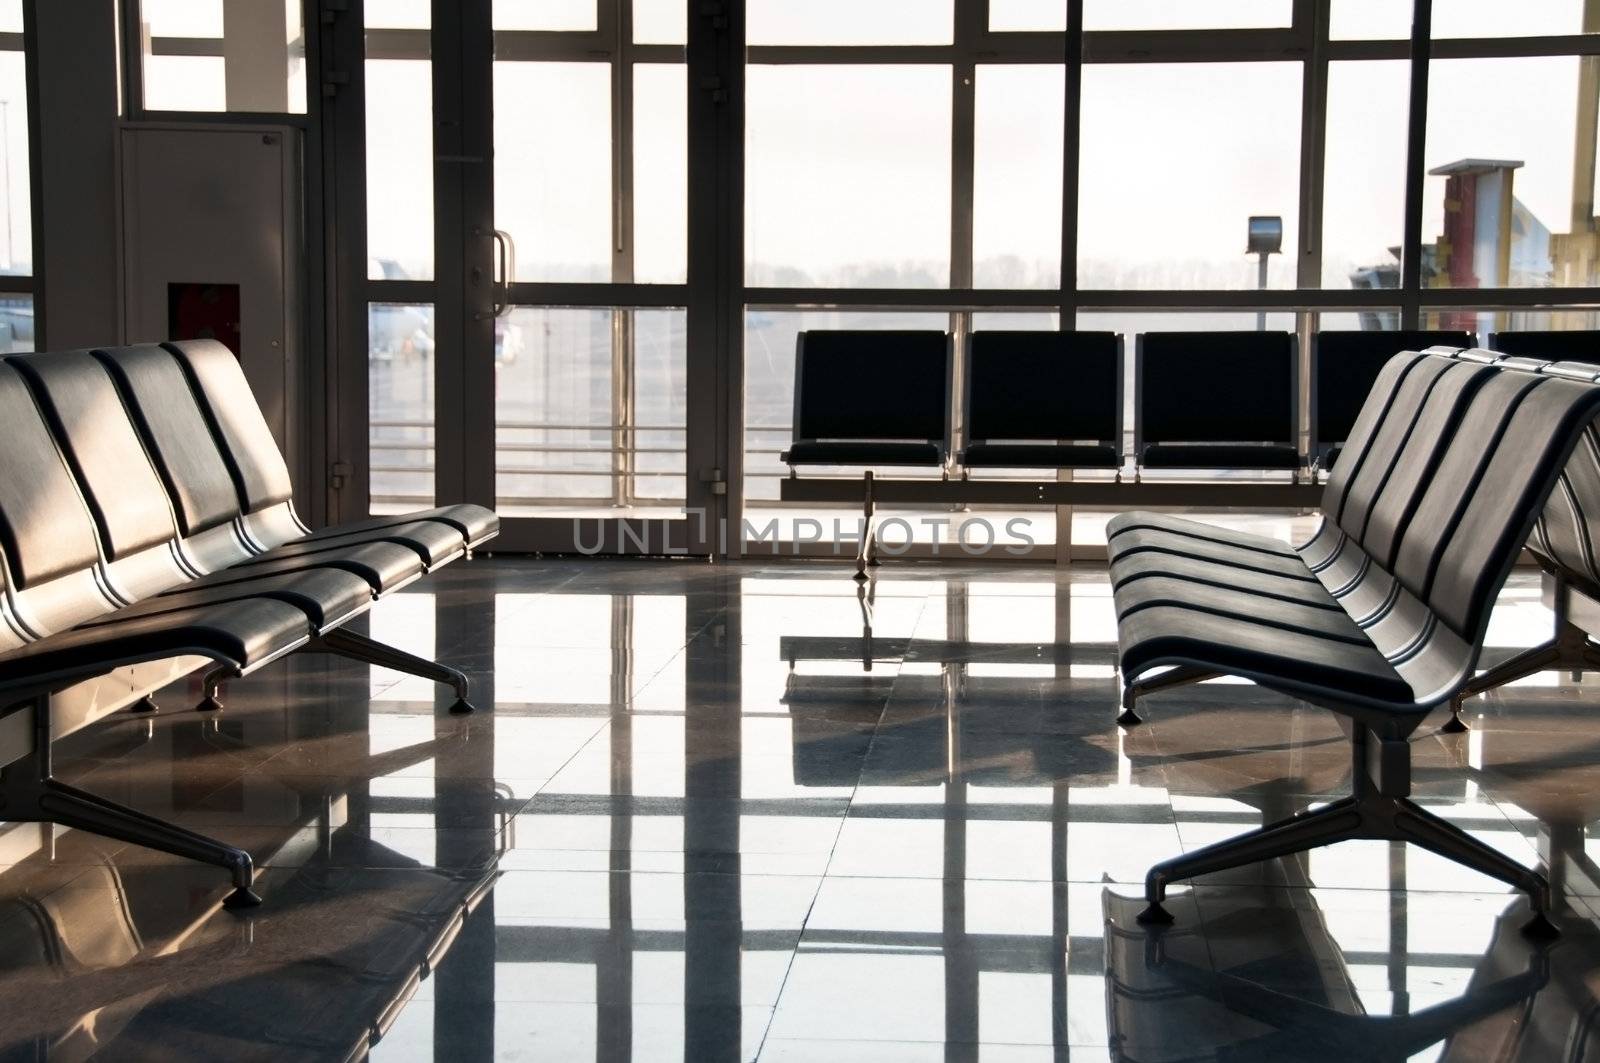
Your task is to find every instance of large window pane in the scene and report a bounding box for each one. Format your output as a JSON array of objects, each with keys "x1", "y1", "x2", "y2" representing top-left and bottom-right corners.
[
  {"x1": 369, "y1": 303, "x2": 436, "y2": 513},
  {"x1": 365, "y1": 57, "x2": 434, "y2": 280},
  {"x1": 495, "y1": 62, "x2": 612, "y2": 282},
  {"x1": 1082, "y1": 0, "x2": 1290, "y2": 31},
  {"x1": 365, "y1": 0, "x2": 429, "y2": 29},
  {"x1": 141, "y1": 0, "x2": 305, "y2": 113},
  {"x1": 634, "y1": 64, "x2": 687, "y2": 285},
  {"x1": 494, "y1": 0, "x2": 596, "y2": 31},
  {"x1": 974, "y1": 65, "x2": 1063, "y2": 289},
  {"x1": 1424, "y1": 306, "x2": 1600, "y2": 337},
  {"x1": 748, "y1": 0, "x2": 953, "y2": 46},
  {"x1": 1425, "y1": 57, "x2": 1598, "y2": 288},
  {"x1": 1433, "y1": 1, "x2": 1595, "y2": 38},
  {"x1": 989, "y1": 0, "x2": 1067, "y2": 32},
  {"x1": 1330, "y1": 0, "x2": 1412, "y2": 39},
  {"x1": 746, "y1": 66, "x2": 952, "y2": 288},
  {"x1": 495, "y1": 308, "x2": 686, "y2": 515},
  {"x1": 1079, "y1": 63, "x2": 1301, "y2": 289},
  {"x1": 1322, "y1": 61, "x2": 1408, "y2": 290},
  {"x1": 0, "y1": 48, "x2": 31, "y2": 276},
  {"x1": 634, "y1": 0, "x2": 686, "y2": 44},
  {"x1": 0, "y1": 295, "x2": 33, "y2": 352}
]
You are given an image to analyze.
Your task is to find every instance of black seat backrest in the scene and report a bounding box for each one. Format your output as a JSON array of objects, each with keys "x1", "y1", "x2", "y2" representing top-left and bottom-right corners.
[
  {"x1": 965, "y1": 331, "x2": 1119, "y2": 443},
  {"x1": 793, "y1": 331, "x2": 950, "y2": 444},
  {"x1": 164, "y1": 340, "x2": 294, "y2": 515},
  {"x1": 9, "y1": 351, "x2": 179, "y2": 563},
  {"x1": 1311, "y1": 330, "x2": 1473, "y2": 459},
  {"x1": 1298, "y1": 350, "x2": 1600, "y2": 706},
  {"x1": 1135, "y1": 331, "x2": 1295, "y2": 448},
  {"x1": 1526, "y1": 358, "x2": 1600, "y2": 597},
  {"x1": 92, "y1": 345, "x2": 243, "y2": 537},
  {"x1": 1393, "y1": 368, "x2": 1600, "y2": 639},
  {"x1": 1490, "y1": 330, "x2": 1600, "y2": 360},
  {"x1": 0, "y1": 362, "x2": 103, "y2": 592}
]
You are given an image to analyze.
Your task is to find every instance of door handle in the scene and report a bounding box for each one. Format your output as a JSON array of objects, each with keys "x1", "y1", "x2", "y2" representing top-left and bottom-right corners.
[{"x1": 491, "y1": 229, "x2": 515, "y2": 319}]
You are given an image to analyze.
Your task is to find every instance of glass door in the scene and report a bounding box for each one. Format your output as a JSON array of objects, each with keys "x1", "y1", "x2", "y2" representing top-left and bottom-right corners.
[{"x1": 359, "y1": 0, "x2": 706, "y2": 554}]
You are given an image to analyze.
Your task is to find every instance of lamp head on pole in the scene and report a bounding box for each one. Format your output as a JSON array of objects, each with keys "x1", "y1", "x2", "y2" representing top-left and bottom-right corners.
[{"x1": 1246, "y1": 215, "x2": 1283, "y2": 256}]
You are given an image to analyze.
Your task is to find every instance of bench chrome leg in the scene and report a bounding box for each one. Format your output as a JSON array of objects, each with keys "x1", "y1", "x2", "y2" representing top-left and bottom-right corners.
[
  {"x1": 1118, "y1": 666, "x2": 1221, "y2": 727},
  {"x1": 1446, "y1": 617, "x2": 1593, "y2": 731},
  {"x1": 1138, "y1": 796, "x2": 1360, "y2": 925},
  {"x1": 1139, "y1": 739, "x2": 1559, "y2": 939},
  {"x1": 194, "y1": 664, "x2": 229, "y2": 713},
  {"x1": 855, "y1": 470, "x2": 877, "y2": 581},
  {"x1": 309, "y1": 628, "x2": 474, "y2": 714},
  {"x1": 0, "y1": 696, "x2": 260, "y2": 909}
]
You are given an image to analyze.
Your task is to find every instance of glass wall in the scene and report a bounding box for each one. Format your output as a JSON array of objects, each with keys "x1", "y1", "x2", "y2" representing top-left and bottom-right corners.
[
  {"x1": 0, "y1": 1, "x2": 30, "y2": 349},
  {"x1": 140, "y1": 0, "x2": 307, "y2": 113},
  {"x1": 736, "y1": 2, "x2": 1600, "y2": 535}
]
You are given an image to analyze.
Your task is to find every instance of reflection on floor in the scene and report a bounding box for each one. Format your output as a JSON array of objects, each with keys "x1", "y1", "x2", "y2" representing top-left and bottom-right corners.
[{"x1": 0, "y1": 558, "x2": 1597, "y2": 1061}]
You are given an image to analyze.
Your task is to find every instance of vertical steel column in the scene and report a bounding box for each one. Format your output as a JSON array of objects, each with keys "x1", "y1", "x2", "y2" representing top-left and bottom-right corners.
[
  {"x1": 686, "y1": 0, "x2": 745, "y2": 556},
  {"x1": 610, "y1": 0, "x2": 638, "y2": 508},
  {"x1": 320, "y1": 0, "x2": 375, "y2": 525},
  {"x1": 1399, "y1": 0, "x2": 1432, "y2": 328},
  {"x1": 1060, "y1": 0, "x2": 1084, "y2": 329},
  {"x1": 434, "y1": 0, "x2": 497, "y2": 509}
]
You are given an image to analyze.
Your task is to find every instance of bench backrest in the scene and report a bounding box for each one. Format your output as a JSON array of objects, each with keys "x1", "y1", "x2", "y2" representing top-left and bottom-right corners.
[
  {"x1": 1134, "y1": 331, "x2": 1296, "y2": 449},
  {"x1": 1303, "y1": 349, "x2": 1600, "y2": 705},
  {"x1": 964, "y1": 331, "x2": 1120, "y2": 444},
  {"x1": 0, "y1": 342, "x2": 300, "y2": 654},
  {"x1": 792, "y1": 330, "x2": 950, "y2": 444},
  {"x1": 1311, "y1": 330, "x2": 1474, "y2": 461},
  {"x1": 1490, "y1": 330, "x2": 1600, "y2": 360}
]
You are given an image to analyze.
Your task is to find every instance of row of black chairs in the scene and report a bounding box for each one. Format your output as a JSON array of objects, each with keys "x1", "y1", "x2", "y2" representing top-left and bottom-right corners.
[{"x1": 782, "y1": 329, "x2": 1600, "y2": 476}]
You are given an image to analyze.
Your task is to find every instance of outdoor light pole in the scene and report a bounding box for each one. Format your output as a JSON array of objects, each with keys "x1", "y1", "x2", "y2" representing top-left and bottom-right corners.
[{"x1": 1247, "y1": 216, "x2": 1283, "y2": 331}]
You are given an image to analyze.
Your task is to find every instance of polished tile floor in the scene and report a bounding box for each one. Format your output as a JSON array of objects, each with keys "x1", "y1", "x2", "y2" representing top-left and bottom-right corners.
[{"x1": 2, "y1": 557, "x2": 1598, "y2": 1061}]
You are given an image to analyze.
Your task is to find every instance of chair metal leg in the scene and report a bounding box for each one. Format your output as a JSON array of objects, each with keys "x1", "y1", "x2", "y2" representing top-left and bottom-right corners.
[
  {"x1": 1446, "y1": 641, "x2": 1564, "y2": 731},
  {"x1": 1390, "y1": 798, "x2": 1556, "y2": 937},
  {"x1": 855, "y1": 470, "x2": 876, "y2": 581},
  {"x1": 1118, "y1": 666, "x2": 1221, "y2": 727},
  {"x1": 194, "y1": 664, "x2": 229, "y2": 713},
  {"x1": 1138, "y1": 727, "x2": 1558, "y2": 938},
  {"x1": 0, "y1": 698, "x2": 260, "y2": 908},
  {"x1": 1138, "y1": 797, "x2": 1361, "y2": 924},
  {"x1": 310, "y1": 628, "x2": 474, "y2": 713}
]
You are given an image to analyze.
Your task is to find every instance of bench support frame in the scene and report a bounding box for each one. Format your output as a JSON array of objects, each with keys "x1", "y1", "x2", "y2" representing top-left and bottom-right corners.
[
  {"x1": 1448, "y1": 576, "x2": 1600, "y2": 730},
  {"x1": 0, "y1": 695, "x2": 261, "y2": 909},
  {"x1": 1137, "y1": 721, "x2": 1558, "y2": 938},
  {"x1": 190, "y1": 630, "x2": 477, "y2": 715},
  {"x1": 304, "y1": 628, "x2": 475, "y2": 714}
]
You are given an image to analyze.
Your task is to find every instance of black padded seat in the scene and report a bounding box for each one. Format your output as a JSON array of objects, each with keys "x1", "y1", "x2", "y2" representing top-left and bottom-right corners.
[
  {"x1": 1108, "y1": 526, "x2": 1320, "y2": 582},
  {"x1": 86, "y1": 568, "x2": 373, "y2": 633},
  {"x1": 1115, "y1": 576, "x2": 1370, "y2": 645},
  {"x1": 184, "y1": 542, "x2": 425, "y2": 596},
  {"x1": 1109, "y1": 549, "x2": 1342, "y2": 609},
  {"x1": 958, "y1": 331, "x2": 1122, "y2": 470},
  {"x1": 961, "y1": 443, "x2": 1120, "y2": 468},
  {"x1": 1490, "y1": 330, "x2": 1600, "y2": 360},
  {"x1": 782, "y1": 330, "x2": 951, "y2": 469},
  {"x1": 1135, "y1": 331, "x2": 1300, "y2": 471},
  {"x1": 1311, "y1": 330, "x2": 1473, "y2": 468},
  {"x1": 1107, "y1": 511, "x2": 1300, "y2": 558},
  {"x1": 244, "y1": 520, "x2": 465, "y2": 569},
  {"x1": 0, "y1": 599, "x2": 310, "y2": 686},
  {"x1": 781, "y1": 441, "x2": 945, "y2": 466},
  {"x1": 1115, "y1": 604, "x2": 1413, "y2": 705},
  {"x1": 298, "y1": 505, "x2": 500, "y2": 549},
  {"x1": 1140, "y1": 443, "x2": 1301, "y2": 469}
]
